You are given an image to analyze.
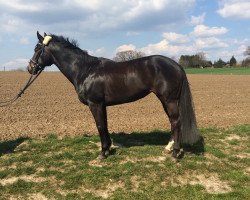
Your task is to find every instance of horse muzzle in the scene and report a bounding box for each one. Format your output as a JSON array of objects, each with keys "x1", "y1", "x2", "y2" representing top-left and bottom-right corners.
[
  {"x1": 27, "y1": 64, "x2": 32, "y2": 74},
  {"x1": 27, "y1": 64, "x2": 37, "y2": 75},
  {"x1": 27, "y1": 60, "x2": 42, "y2": 75}
]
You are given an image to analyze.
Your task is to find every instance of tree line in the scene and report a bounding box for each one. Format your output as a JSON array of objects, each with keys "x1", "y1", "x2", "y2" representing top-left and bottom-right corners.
[
  {"x1": 113, "y1": 46, "x2": 250, "y2": 68},
  {"x1": 179, "y1": 54, "x2": 238, "y2": 68}
]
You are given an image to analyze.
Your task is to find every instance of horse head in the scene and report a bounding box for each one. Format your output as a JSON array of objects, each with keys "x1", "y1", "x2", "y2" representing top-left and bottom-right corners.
[{"x1": 27, "y1": 31, "x2": 53, "y2": 74}]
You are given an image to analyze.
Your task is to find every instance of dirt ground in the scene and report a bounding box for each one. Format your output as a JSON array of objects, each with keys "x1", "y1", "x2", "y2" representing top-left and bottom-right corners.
[{"x1": 0, "y1": 72, "x2": 249, "y2": 140}]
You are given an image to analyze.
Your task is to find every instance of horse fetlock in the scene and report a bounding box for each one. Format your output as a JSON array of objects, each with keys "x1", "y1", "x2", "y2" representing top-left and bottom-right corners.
[
  {"x1": 104, "y1": 149, "x2": 110, "y2": 157},
  {"x1": 172, "y1": 149, "x2": 180, "y2": 158},
  {"x1": 172, "y1": 149, "x2": 184, "y2": 160},
  {"x1": 107, "y1": 140, "x2": 112, "y2": 148}
]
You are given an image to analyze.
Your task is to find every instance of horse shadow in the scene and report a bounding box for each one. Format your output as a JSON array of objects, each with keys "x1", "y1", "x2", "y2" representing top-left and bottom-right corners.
[
  {"x1": 111, "y1": 130, "x2": 205, "y2": 156},
  {"x1": 0, "y1": 137, "x2": 29, "y2": 157}
]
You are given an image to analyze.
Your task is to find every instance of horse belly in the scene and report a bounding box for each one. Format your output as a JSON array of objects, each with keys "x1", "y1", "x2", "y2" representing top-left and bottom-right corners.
[{"x1": 104, "y1": 75, "x2": 151, "y2": 105}]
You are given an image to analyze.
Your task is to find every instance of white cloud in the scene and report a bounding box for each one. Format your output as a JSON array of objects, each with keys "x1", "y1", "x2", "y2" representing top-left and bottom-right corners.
[
  {"x1": 0, "y1": 0, "x2": 197, "y2": 71},
  {"x1": 126, "y1": 31, "x2": 140, "y2": 36},
  {"x1": 0, "y1": 14, "x2": 24, "y2": 33},
  {"x1": 237, "y1": 45, "x2": 249, "y2": 59},
  {"x1": 0, "y1": 0, "x2": 41, "y2": 12},
  {"x1": 71, "y1": 0, "x2": 103, "y2": 10},
  {"x1": 190, "y1": 13, "x2": 206, "y2": 25},
  {"x1": 218, "y1": 0, "x2": 250, "y2": 19},
  {"x1": 95, "y1": 47, "x2": 106, "y2": 54},
  {"x1": 2, "y1": 58, "x2": 28, "y2": 70},
  {"x1": 141, "y1": 40, "x2": 169, "y2": 54},
  {"x1": 238, "y1": 44, "x2": 247, "y2": 53},
  {"x1": 163, "y1": 32, "x2": 190, "y2": 43},
  {"x1": 19, "y1": 37, "x2": 30, "y2": 45},
  {"x1": 231, "y1": 38, "x2": 249, "y2": 45},
  {"x1": 94, "y1": 47, "x2": 107, "y2": 57},
  {"x1": 215, "y1": 45, "x2": 247, "y2": 61},
  {"x1": 116, "y1": 44, "x2": 136, "y2": 52},
  {"x1": 124, "y1": 0, "x2": 169, "y2": 19},
  {"x1": 192, "y1": 24, "x2": 228, "y2": 37},
  {"x1": 141, "y1": 40, "x2": 194, "y2": 56},
  {"x1": 120, "y1": 24, "x2": 230, "y2": 59},
  {"x1": 0, "y1": 0, "x2": 195, "y2": 36},
  {"x1": 1, "y1": 0, "x2": 247, "y2": 68},
  {"x1": 195, "y1": 37, "x2": 228, "y2": 49}
]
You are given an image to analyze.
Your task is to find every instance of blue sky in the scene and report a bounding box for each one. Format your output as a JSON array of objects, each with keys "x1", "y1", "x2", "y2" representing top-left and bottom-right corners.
[{"x1": 0, "y1": 0, "x2": 249, "y2": 70}]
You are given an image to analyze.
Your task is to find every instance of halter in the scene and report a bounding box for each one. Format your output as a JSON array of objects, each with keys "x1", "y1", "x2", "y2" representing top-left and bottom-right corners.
[
  {"x1": 29, "y1": 43, "x2": 45, "y2": 74},
  {"x1": 29, "y1": 36, "x2": 52, "y2": 74}
]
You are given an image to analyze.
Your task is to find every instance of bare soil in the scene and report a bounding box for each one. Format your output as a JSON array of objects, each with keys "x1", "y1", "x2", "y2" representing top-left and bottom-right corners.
[{"x1": 0, "y1": 72, "x2": 249, "y2": 140}]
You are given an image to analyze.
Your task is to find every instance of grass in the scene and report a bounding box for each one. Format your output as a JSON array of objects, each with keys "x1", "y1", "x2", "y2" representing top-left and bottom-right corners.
[
  {"x1": 185, "y1": 67, "x2": 250, "y2": 75},
  {"x1": 0, "y1": 125, "x2": 249, "y2": 199}
]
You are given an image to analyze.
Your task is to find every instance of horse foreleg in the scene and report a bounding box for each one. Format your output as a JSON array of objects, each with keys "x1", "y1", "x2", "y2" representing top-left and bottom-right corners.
[{"x1": 89, "y1": 102, "x2": 112, "y2": 159}]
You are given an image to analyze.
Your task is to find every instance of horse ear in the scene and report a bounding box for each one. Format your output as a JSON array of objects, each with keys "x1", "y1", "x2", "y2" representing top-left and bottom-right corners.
[
  {"x1": 44, "y1": 32, "x2": 47, "y2": 37},
  {"x1": 37, "y1": 31, "x2": 43, "y2": 43}
]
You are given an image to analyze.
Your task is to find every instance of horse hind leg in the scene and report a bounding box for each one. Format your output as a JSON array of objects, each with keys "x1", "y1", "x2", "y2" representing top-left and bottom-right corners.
[{"x1": 158, "y1": 97, "x2": 181, "y2": 158}]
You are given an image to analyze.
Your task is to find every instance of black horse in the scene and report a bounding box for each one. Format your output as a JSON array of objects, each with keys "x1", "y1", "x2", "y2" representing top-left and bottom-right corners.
[{"x1": 27, "y1": 32, "x2": 201, "y2": 159}]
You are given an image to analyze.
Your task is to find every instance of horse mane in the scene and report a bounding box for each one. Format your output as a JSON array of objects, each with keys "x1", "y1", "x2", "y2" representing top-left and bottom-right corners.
[
  {"x1": 51, "y1": 34, "x2": 88, "y2": 55},
  {"x1": 50, "y1": 34, "x2": 101, "y2": 67}
]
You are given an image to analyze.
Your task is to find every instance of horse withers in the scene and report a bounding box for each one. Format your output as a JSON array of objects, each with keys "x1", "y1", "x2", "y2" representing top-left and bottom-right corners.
[{"x1": 27, "y1": 32, "x2": 201, "y2": 159}]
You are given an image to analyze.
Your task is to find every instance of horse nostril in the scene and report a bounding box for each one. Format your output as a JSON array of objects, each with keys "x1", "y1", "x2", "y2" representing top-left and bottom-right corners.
[{"x1": 27, "y1": 65, "x2": 33, "y2": 74}]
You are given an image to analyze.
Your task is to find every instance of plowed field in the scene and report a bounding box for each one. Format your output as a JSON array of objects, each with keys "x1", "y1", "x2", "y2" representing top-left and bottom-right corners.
[{"x1": 0, "y1": 72, "x2": 249, "y2": 140}]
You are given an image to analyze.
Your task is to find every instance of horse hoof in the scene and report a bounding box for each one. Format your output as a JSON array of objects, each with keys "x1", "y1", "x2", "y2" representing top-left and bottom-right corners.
[
  {"x1": 163, "y1": 148, "x2": 173, "y2": 154},
  {"x1": 98, "y1": 154, "x2": 107, "y2": 160},
  {"x1": 98, "y1": 150, "x2": 110, "y2": 160},
  {"x1": 170, "y1": 156, "x2": 180, "y2": 163},
  {"x1": 97, "y1": 154, "x2": 107, "y2": 160}
]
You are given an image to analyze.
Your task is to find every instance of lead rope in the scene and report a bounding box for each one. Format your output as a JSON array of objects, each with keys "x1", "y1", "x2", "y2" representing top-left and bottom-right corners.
[{"x1": 0, "y1": 69, "x2": 44, "y2": 107}]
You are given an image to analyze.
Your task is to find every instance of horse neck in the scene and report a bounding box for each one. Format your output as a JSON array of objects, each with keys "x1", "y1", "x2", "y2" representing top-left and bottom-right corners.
[{"x1": 49, "y1": 44, "x2": 92, "y2": 87}]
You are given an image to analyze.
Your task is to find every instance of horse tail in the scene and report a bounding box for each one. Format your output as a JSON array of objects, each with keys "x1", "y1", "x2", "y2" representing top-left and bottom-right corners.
[{"x1": 179, "y1": 73, "x2": 200, "y2": 145}]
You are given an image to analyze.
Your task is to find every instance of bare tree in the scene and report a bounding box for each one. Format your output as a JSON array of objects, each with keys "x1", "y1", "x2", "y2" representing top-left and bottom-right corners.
[
  {"x1": 242, "y1": 46, "x2": 250, "y2": 67},
  {"x1": 192, "y1": 53, "x2": 203, "y2": 67},
  {"x1": 113, "y1": 50, "x2": 146, "y2": 62},
  {"x1": 244, "y1": 46, "x2": 250, "y2": 56},
  {"x1": 179, "y1": 52, "x2": 210, "y2": 68}
]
